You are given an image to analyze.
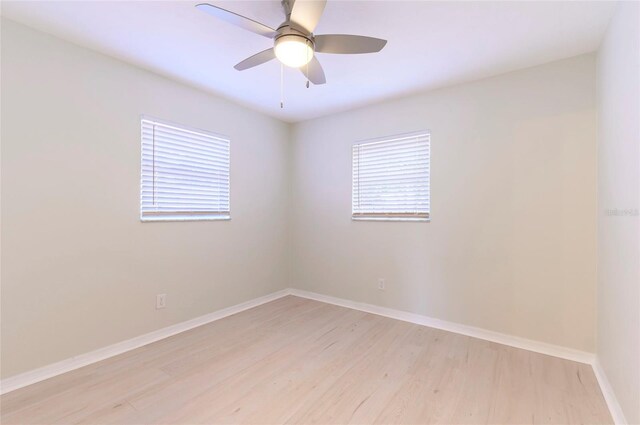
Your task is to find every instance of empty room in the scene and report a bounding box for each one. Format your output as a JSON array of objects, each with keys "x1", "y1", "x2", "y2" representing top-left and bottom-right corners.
[{"x1": 1, "y1": 0, "x2": 638, "y2": 424}]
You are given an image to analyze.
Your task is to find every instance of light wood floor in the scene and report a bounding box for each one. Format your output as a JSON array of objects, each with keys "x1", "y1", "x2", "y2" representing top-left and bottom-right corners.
[{"x1": 1, "y1": 296, "x2": 612, "y2": 424}]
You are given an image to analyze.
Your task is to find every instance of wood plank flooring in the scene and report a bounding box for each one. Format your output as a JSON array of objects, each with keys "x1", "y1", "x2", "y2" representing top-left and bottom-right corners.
[{"x1": 0, "y1": 296, "x2": 612, "y2": 424}]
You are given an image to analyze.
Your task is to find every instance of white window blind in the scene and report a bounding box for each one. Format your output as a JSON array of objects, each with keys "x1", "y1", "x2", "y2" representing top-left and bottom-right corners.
[
  {"x1": 352, "y1": 131, "x2": 430, "y2": 221},
  {"x1": 140, "y1": 118, "x2": 230, "y2": 221}
]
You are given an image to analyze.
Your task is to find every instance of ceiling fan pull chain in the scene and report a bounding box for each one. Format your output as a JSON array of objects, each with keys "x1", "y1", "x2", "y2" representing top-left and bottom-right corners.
[
  {"x1": 280, "y1": 63, "x2": 284, "y2": 108},
  {"x1": 306, "y1": 40, "x2": 310, "y2": 88}
]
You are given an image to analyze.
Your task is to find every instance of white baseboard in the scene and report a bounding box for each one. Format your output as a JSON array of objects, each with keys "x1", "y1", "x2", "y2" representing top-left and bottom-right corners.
[
  {"x1": 0, "y1": 289, "x2": 290, "y2": 395},
  {"x1": 288, "y1": 288, "x2": 596, "y2": 365},
  {"x1": 289, "y1": 289, "x2": 630, "y2": 422},
  {"x1": 593, "y1": 357, "x2": 628, "y2": 425},
  {"x1": 2, "y1": 286, "x2": 624, "y2": 425}
]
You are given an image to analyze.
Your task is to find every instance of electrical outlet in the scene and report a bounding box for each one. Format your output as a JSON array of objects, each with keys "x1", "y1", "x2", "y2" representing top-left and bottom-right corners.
[
  {"x1": 378, "y1": 278, "x2": 386, "y2": 291},
  {"x1": 156, "y1": 294, "x2": 167, "y2": 309}
]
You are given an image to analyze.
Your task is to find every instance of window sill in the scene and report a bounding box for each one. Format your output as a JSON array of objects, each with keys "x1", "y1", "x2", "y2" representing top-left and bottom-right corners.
[
  {"x1": 352, "y1": 217, "x2": 430, "y2": 222},
  {"x1": 141, "y1": 215, "x2": 231, "y2": 222}
]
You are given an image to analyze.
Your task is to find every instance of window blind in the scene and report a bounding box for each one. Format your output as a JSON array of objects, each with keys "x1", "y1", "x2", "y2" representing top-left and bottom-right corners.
[
  {"x1": 352, "y1": 132, "x2": 430, "y2": 221},
  {"x1": 140, "y1": 118, "x2": 230, "y2": 221}
]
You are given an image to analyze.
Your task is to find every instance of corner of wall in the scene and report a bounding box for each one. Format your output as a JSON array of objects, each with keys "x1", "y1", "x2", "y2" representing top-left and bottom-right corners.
[{"x1": 595, "y1": 1, "x2": 640, "y2": 423}]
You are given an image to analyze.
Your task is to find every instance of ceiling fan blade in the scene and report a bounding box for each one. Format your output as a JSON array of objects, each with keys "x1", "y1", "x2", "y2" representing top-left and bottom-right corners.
[
  {"x1": 289, "y1": 0, "x2": 327, "y2": 34},
  {"x1": 314, "y1": 35, "x2": 387, "y2": 54},
  {"x1": 196, "y1": 3, "x2": 277, "y2": 38},
  {"x1": 234, "y1": 48, "x2": 276, "y2": 70},
  {"x1": 301, "y1": 56, "x2": 326, "y2": 85}
]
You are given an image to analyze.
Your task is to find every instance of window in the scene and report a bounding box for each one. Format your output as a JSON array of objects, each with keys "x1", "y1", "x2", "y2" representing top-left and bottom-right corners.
[
  {"x1": 352, "y1": 131, "x2": 430, "y2": 221},
  {"x1": 140, "y1": 117, "x2": 230, "y2": 221}
]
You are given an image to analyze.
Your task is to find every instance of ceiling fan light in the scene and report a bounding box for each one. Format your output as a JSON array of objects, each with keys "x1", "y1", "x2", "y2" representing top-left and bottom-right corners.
[{"x1": 274, "y1": 35, "x2": 313, "y2": 68}]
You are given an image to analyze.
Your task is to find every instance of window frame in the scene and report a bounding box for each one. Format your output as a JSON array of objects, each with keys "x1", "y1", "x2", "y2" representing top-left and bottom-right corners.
[
  {"x1": 140, "y1": 115, "x2": 231, "y2": 222},
  {"x1": 351, "y1": 130, "x2": 431, "y2": 223}
]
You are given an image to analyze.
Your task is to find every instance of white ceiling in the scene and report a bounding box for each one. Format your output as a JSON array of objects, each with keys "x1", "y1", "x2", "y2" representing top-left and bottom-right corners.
[{"x1": 1, "y1": 1, "x2": 615, "y2": 122}]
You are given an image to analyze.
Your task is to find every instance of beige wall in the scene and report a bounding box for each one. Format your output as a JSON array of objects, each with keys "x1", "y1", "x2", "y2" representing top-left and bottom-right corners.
[
  {"x1": 0, "y1": 19, "x2": 291, "y2": 378},
  {"x1": 596, "y1": 2, "x2": 640, "y2": 423},
  {"x1": 290, "y1": 55, "x2": 598, "y2": 352}
]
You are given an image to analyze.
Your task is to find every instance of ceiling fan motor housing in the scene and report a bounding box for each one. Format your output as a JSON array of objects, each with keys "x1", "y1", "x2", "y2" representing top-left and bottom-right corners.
[{"x1": 275, "y1": 25, "x2": 314, "y2": 46}]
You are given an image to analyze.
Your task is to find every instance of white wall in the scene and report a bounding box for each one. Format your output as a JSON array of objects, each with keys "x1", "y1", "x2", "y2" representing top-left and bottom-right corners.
[
  {"x1": 290, "y1": 55, "x2": 598, "y2": 352},
  {"x1": 0, "y1": 19, "x2": 290, "y2": 378},
  {"x1": 596, "y1": 2, "x2": 640, "y2": 423}
]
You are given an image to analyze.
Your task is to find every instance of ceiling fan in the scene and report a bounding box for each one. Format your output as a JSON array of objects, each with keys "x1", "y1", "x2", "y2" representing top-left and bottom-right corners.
[{"x1": 195, "y1": 0, "x2": 387, "y2": 85}]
